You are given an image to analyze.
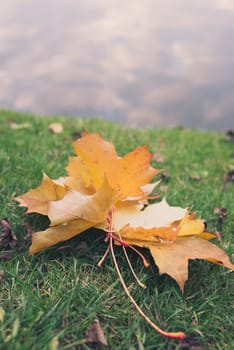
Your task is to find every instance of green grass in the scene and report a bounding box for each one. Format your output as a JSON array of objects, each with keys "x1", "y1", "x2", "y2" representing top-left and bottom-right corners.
[{"x1": 0, "y1": 109, "x2": 233, "y2": 350}]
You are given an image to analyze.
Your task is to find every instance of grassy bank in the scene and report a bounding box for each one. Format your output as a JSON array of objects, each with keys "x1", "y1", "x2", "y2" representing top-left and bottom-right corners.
[{"x1": 0, "y1": 109, "x2": 233, "y2": 350}]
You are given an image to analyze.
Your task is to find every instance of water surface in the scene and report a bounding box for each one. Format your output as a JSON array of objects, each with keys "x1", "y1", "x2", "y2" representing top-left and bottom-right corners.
[{"x1": 0, "y1": 0, "x2": 234, "y2": 129}]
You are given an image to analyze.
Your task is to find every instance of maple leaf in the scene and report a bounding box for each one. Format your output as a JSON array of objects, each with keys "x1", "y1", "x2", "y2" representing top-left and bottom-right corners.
[
  {"x1": 14, "y1": 132, "x2": 234, "y2": 339},
  {"x1": 14, "y1": 173, "x2": 67, "y2": 215},
  {"x1": 112, "y1": 199, "x2": 234, "y2": 291},
  {"x1": 29, "y1": 177, "x2": 120, "y2": 255},
  {"x1": 67, "y1": 133, "x2": 159, "y2": 198},
  {"x1": 15, "y1": 133, "x2": 158, "y2": 255},
  {"x1": 15, "y1": 134, "x2": 234, "y2": 286}
]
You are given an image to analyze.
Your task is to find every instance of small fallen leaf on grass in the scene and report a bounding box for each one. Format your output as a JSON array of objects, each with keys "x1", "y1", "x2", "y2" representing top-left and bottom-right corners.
[
  {"x1": 189, "y1": 174, "x2": 202, "y2": 181},
  {"x1": 14, "y1": 132, "x2": 234, "y2": 340},
  {"x1": 85, "y1": 319, "x2": 108, "y2": 348},
  {"x1": 0, "y1": 251, "x2": 15, "y2": 260},
  {"x1": 49, "y1": 122, "x2": 63, "y2": 134},
  {"x1": 180, "y1": 338, "x2": 204, "y2": 350},
  {"x1": 224, "y1": 169, "x2": 234, "y2": 183},
  {"x1": 213, "y1": 230, "x2": 222, "y2": 243},
  {"x1": 152, "y1": 151, "x2": 164, "y2": 163},
  {"x1": 213, "y1": 207, "x2": 227, "y2": 225},
  {"x1": 225, "y1": 129, "x2": 234, "y2": 142},
  {"x1": 160, "y1": 172, "x2": 170, "y2": 182},
  {"x1": 0, "y1": 218, "x2": 17, "y2": 249},
  {"x1": 223, "y1": 169, "x2": 234, "y2": 190}
]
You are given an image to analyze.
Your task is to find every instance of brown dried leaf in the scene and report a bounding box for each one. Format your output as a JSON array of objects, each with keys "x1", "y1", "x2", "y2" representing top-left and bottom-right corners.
[
  {"x1": 213, "y1": 230, "x2": 222, "y2": 242},
  {"x1": 85, "y1": 319, "x2": 108, "y2": 347},
  {"x1": 213, "y1": 207, "x2": 227, "y2": 224},
  {"x1": 0, "y1": 218, "x2": 17, "y2": 249},
  {"x1": 0, "y1": 251, "x2": 15, "y2": 260},
  {"x1": 180, "y1": 338, "x2": 204, "y2": 350},
  {"x1": 223, "y1": 169, "x2": 234, "y2": 190},
  {"x1": 189, "y1": 174, "x2": 202, "y2": 181},
  {"x1": 224, "y1": 170, "x2": 234, "y2": 183},
  {"x1": 48, "y1": 123, "x2": 63, "y2": 134},
  {"x1": 152, "y1": 152, "x2": 164, "y2": 163},
  {"x1": 225, "y1": 130, "x2": 234, "y2": 142},
  {"x1": 160, "y1": 172, "x2": 170, "y2": 182}
]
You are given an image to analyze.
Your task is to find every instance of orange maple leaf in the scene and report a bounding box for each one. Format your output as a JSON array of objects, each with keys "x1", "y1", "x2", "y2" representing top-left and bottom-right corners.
[
  {"x1": 67, "y1": 133, "x2": 159, "y2": 197},
  {"x1": 14, "y1": 132, "x2": 234, "y2": 339},
  {"x1": 112, "y1": 199, "x2": 234, "y2": 291},
  {"x1": 15, "y1": 133, "x2": 159, "y2": 255}
]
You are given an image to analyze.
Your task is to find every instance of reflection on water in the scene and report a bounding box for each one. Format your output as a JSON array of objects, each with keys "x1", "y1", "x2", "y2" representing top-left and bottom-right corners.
[{"x1": 0, "y1": 0, "x2": 234, "y2": 129}]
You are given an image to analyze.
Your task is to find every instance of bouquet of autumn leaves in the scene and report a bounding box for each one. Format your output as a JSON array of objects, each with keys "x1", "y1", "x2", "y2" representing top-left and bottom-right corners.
[{"x1": 15, "y1": 133, "x2": 234, "y2": 339}]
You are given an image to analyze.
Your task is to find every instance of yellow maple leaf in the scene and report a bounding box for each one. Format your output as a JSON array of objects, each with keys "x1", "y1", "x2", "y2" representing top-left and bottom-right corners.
[
  {"x1": 112, "y1": 199, "x2": 233, "y2": 291},
  {"x1": 14, "y1": 132, "x2": 234, "y2": 339},
  {"x1": 28, "y1": 177, "x2": 121, "y2": 255},
  {"x1": 15, "y1": 133, "x2": 158, "y2": 255},
  {"x1": 147, "y1": 237, "x2": 234, "y2": 292},
  {"x1": 14, "y1": 173, "x2": 67, "y2": 215}
]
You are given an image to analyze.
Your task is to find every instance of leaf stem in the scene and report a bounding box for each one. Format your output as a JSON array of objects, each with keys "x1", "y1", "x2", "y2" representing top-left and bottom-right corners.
[
  {"x1": 97, "y1": 245, "x2": 111, "y2": 268},
  {"x1": 126, "y1": 244, "x2": 150, "y2": 268},
  {"x1": 107, "y1": 232, "x2": 129, "y2": 247},
  {"x1": 108, "y1": 207, "x2": 186, "y2": 340},
  {"x1": 121, "y1": 245, "x2": 147, "y2": 289}
]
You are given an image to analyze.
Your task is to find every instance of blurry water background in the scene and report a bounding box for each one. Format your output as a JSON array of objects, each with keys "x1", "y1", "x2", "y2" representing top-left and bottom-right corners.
[{"x1": 0, "y1": 0, "x2": 234, "y2": 129}]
